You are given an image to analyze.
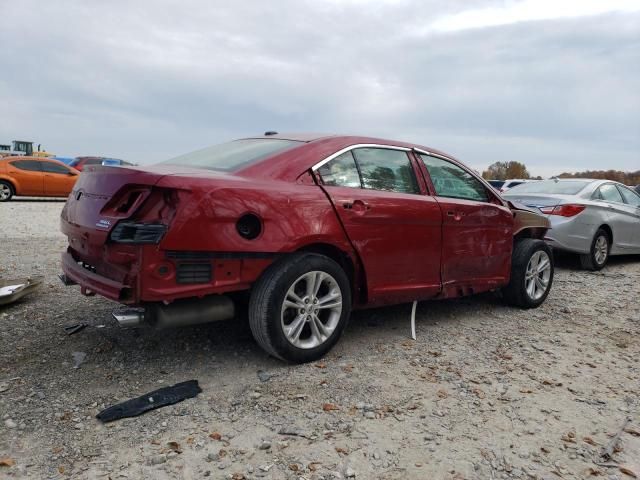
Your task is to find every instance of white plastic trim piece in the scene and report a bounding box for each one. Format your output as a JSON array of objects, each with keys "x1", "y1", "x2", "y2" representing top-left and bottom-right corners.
[{"x1": 410, "y1": 300, "x2": 417, "y2": 340}]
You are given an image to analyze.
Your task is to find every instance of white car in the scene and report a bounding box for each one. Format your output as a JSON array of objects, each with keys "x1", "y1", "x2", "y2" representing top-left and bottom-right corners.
[{"x1": 488, "y1": 179, "x2": 537, "y2": 193}]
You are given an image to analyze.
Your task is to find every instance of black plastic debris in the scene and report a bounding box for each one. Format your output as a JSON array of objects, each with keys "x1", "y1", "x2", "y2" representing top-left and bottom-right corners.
[
  {"x1": 64, "y1": 323, "x2": 88, "y2": 335},
  {"x1": 96, "y1": 380, "x2": 202, "y2": 423}
]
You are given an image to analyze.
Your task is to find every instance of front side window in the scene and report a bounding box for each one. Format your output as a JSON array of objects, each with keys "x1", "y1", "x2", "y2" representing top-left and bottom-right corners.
[
  {"x1": 617, "y1": 185, "x2": 640, "y2": 206},
  {"x1": 419, "y1": 155, "x2": 488, "y2": 202},
  {"x1": 316, "y1": 151, "x2": 361, "y2": 188},
  {"x1": 11, "y1": 160, "x2": 41, "y2": 172},
  {"x1": 159, "y1": 139, "x2": 302, "y2": 172},
  {"x1": 598, "y1": 184, "x2": 624, "y2": 203},
  {"x1": 352, "y1": 148, "x2": 419, "y2": 194},
  {"x1": 41, "y1": 162, "x2": 70, "y2": 174}
]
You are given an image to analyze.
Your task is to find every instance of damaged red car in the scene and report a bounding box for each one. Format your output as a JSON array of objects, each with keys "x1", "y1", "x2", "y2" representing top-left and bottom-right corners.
[{"x1": 60, "y1": 133, "x2": 554, "y2": 363}]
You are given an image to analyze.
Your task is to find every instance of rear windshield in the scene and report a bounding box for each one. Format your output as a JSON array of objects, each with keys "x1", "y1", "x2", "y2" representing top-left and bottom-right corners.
[
  {"x1": 159, "y1": 139, "x2": 302, "y2": 172},
  {"x1": 488, "y1": 180, "x2": 505, "y2": 189},
  {"x1": 507, "y1": 180, "x2": 591, "y2": 195}
]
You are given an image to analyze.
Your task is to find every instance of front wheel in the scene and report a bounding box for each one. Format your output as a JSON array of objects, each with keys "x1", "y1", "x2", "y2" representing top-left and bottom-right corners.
[
  {"x1": 248, "y1": 253, "x2": 351, "y2": 363},
  {"x1": 502, "y1": 239, "x2": 554, "y2": 308}
]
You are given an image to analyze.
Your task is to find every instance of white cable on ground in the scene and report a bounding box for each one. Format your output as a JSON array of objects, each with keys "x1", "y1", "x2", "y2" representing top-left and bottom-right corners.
[{"x1": 410, "y1": 300, "x2": 417, "y2": 340}]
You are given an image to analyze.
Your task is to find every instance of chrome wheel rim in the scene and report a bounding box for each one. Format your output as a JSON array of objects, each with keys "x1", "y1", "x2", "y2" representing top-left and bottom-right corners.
[
  {"x1": 281, "y1": 271, "x2": 342, "y2": 349},
  {"x1": 525, "y1": 250, "x2": 551, "y2": 301},
  {"x1": 0, "y1": 184, "x2": 10, "y2": 200},
  {"x1": 594, "y1": 235, "x2": 608, "y2": 265}
]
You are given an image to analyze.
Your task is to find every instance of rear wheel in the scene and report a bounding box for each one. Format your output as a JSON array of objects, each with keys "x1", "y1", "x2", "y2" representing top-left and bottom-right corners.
[
  {"x1": 0, "y1": 181, "x2": 14, "y2": 202},
  {"x1": 579, "y1": 228, "x2": 609, "y2": 271},
  {"x1": 502, "y1": 239, "x2": 554, "y2": 308},
  {"x1": 248, "y1": 253, "x2": 351, "y2": 363}
]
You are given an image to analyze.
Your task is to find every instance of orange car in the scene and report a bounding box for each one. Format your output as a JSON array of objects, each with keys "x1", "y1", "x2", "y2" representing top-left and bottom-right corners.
[{"x1": 0, "y1": 156, "x2": 80, "y2": 201}]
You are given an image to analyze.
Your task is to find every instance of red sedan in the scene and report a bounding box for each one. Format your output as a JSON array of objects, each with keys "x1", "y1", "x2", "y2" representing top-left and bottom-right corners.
[{"x1": 60, "y1": 133, "x2": 553, "y2": 363}]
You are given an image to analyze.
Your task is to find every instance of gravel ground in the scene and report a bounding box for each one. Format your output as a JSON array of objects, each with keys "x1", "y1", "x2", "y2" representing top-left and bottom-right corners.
[{"x1": 1, "y1": 200, "x2": 639, "y2": 480}]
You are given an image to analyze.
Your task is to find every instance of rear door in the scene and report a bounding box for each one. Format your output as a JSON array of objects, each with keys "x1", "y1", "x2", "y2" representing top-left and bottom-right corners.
[
  {"x1": 594, "y1": 183, "x2": 637, "y2": 249},
  {"x1": 614, "y1": 185, "x2": 640, "y2": 249},
  {"x1": 416, "y1": 153, "x2": 513, "y2": 293},
  {"x1": 315, "y1": 146, "x2": 442, "y2": 305},
  {"x1": 41, "y1": 161, "x2": 77, "y2": 196},
  {"x1": 7, "y1": 159, "x2": 44, "y2": 195}
]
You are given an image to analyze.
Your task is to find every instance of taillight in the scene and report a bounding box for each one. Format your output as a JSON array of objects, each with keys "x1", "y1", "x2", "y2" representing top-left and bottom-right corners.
[
  {"x1": 540, "y1": 204, "x2": 585, "y2": 217},
  {"x1": 110, "y1": 222, "x2": 167, "y2": 244}
]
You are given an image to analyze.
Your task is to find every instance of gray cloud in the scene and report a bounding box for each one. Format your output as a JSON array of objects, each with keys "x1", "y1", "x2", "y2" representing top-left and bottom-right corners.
[{"x1": 0, "y1": 0, "x2": 638, "y2": 176}]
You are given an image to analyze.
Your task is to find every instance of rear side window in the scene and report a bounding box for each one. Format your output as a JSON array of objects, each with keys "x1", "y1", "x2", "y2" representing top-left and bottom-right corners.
[
  {"x1": 160, "y1": 139, "x2": 302, "y2": 172},
  {"x1": 617, "y1": 186, "x2": 640, "y2": 206},
  {"x1": 352, "y1": 148, "x2": 419, "y2": 194},
  {"x1": 419, "y1": 155, "x2": 488, "y2": 202},
  {"x1": 41, "y1": 162, "x2": 70, "y2": 174},
  {"x1": 597, "y1": 184, "x2": 624, "y2": 203},
  {"x1": 316, "y1": 151, "x2": 361, "y2": 188},
  {"x1": 11, "y1": 160, "x2": 41, "y2": 172}
]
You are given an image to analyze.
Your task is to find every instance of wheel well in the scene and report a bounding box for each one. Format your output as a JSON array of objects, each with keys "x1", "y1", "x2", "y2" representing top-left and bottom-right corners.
[
  {"x1": 597, "y1": 224, "x2": 613, "y2": 244},
  {"x1": 296, "y1": 243, "x2": 363, "y2": 302},
  {"x1": 0, "y1": 178, "x2": 15, "y2": 192},
  {"x1": 514, "y1": 227, "x2": 547, "y2": 241}
]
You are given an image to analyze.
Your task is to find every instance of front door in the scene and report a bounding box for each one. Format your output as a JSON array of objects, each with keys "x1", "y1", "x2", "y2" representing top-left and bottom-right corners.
[
  {"x1": 417, "y1": 153, "x2": 513, "y2": 294},
  {"x1": 41, "y1": 161, "x2": 76, "y2": 196},
  {"x1": 315, "y1": 147, "x2": 442, "y2": 305}
]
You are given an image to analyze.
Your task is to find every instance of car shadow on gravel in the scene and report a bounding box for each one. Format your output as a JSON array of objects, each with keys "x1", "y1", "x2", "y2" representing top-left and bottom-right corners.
[
  {"x1": 553, "y1": 250, "x2": 640, "y2": 271},
  {"x1": 75, "y1": 291, "x2": 509, "y2": 375}
]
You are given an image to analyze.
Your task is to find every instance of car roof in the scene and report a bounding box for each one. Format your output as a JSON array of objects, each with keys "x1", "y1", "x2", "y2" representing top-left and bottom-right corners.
[
  {"x1": 238, "y1": 134, "x2": 461, "y2": 180},
  {"x1": 1, "y1": 156, "x2": 60, "y2": 162}
]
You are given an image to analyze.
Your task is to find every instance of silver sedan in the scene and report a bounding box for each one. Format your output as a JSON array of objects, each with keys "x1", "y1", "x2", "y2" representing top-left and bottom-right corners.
[{"x1": 504, "y1": 179, "x2": 640, "y2": 270}]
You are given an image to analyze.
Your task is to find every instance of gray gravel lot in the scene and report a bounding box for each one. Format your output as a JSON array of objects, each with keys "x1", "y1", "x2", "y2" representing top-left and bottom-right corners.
[{"x1": 1, "y1": 200, "x2": 639, "y2": 479}]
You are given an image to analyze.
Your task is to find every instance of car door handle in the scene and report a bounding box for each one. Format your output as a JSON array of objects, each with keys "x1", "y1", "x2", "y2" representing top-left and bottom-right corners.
[
  {"x1": 447, "y1": 211, "x2": 464, "y2": 221},
  {"x1": 342, "y1": 200, "x2": 370, "y2": 212}
]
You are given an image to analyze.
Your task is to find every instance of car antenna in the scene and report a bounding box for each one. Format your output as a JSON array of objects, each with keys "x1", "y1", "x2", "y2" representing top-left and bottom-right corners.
[{"x1": 264, "y1": 131, "x2": 278, "y2": 136}]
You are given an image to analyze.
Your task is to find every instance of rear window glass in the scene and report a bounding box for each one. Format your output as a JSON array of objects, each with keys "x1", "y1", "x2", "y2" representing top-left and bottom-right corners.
[
  {"x1": 159, "y1": 139, "x2": 302, "y2": 172},
  {"x1": 507, "y1": 180, "x2": 590, "y2": 195},
  {"x1": 488, "y1": 180, "x2": 505, "y2": 189}
]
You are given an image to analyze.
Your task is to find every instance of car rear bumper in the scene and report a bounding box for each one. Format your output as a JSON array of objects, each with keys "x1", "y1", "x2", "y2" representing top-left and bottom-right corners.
[
  {"x1": 543, "y1": 216, "x2": 595, "y2": 254},
  {"x1": 61, "y1": 250, "x2": 132, "y2": 302}
]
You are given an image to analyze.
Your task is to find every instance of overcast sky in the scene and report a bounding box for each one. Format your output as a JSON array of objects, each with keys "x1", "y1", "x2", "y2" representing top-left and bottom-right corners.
[{"x1": 1, "y1": 0, "x2": 638, "y2": 177}]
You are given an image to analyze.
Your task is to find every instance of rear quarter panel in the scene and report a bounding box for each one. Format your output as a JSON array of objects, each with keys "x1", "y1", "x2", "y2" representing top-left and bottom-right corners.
[{"x1": 157, "y1": 174, "x2": 355, "y2": 257}]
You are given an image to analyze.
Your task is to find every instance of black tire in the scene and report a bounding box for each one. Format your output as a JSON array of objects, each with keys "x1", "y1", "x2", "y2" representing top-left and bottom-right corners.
[
  {"x1": 502, "y1": 239, "x2": 554, "y2": 308},
  {"x1": 248, "y1": 252, "x2": 351, "y2": 363},
  {"x1": 0, "y1": 180, "x2": 14, "y2": 202},
  {"x1": 579, "y1": 228, "x2": 610, "y2": 271}
]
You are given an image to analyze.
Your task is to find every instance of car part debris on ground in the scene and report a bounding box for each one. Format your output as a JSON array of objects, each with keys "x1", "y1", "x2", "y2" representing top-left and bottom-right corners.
[
  {"x1": 96, "y1": 380, "x2": 202, "y2": 423},
  {"x1": 64, "y1": 323, "x2": 88, "y2": 335},
  {"x1": 0, "y1": 276, "x2": 43, "y2": 306}
]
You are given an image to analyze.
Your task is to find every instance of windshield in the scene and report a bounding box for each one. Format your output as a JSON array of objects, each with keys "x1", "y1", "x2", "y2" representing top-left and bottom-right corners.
[
  {"x1": 488, "y1": 180, "x2": 505, "y2": 189},
  {"x1": 159, "y1": 139, "x2": 302, "y2": 171},
  {"x1": 506, "y1": 180, "x2": 591, "y2": 195}
]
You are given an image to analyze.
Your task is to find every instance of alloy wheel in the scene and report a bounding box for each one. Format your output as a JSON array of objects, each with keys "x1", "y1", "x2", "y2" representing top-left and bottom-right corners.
[
  {"x1": 524, "y1": 250, "x2": 551, "y2": 301},
  {"x1": 280, "y1": 271, "x2": 342, "y2": 349},
  {"x1": 0, "y1": 184, "x2": 11, "y2": 201},
  {"x1": 594, "y1": 235, "x2": 608, "y2": 265}
]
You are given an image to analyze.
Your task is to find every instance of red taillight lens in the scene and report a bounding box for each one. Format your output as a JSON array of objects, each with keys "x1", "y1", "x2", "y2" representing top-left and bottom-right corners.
[{"x1": 542, "y1": 204, "x2": 585, "y2": 217}]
